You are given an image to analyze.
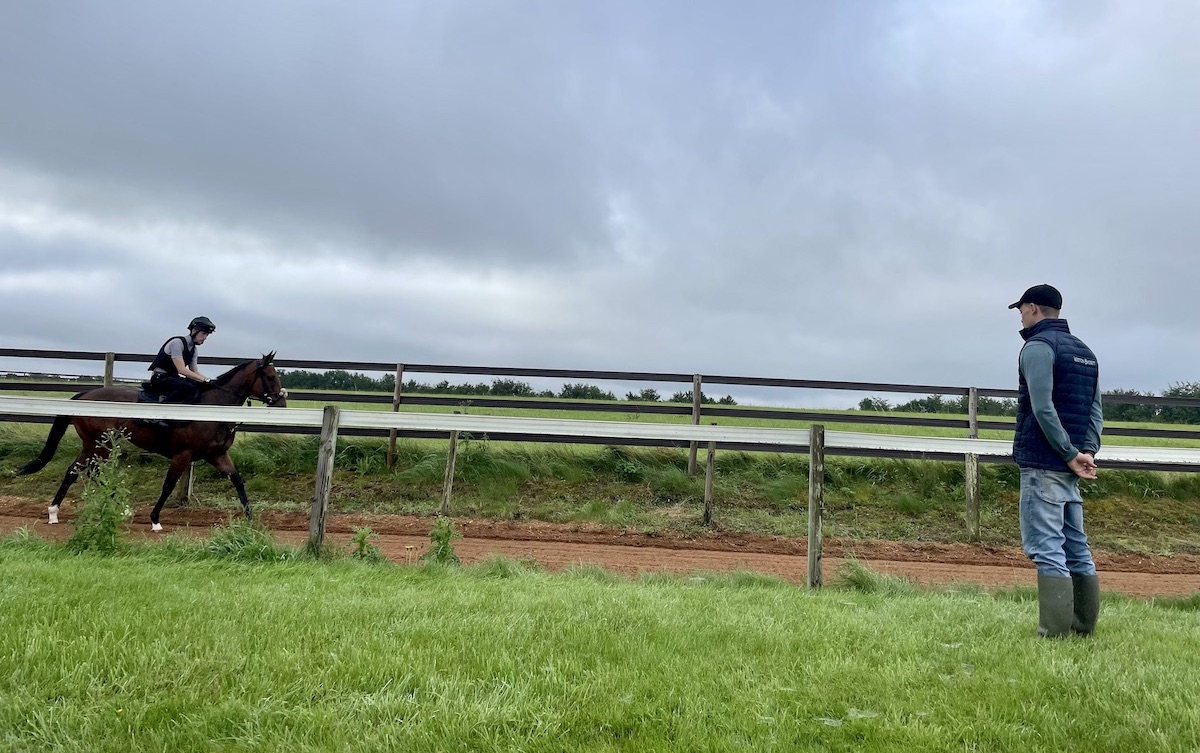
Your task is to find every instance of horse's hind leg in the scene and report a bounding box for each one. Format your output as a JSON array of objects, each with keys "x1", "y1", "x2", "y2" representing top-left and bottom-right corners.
[
  {"x1": 47, "y1": 452, "x2": 91, "y2": 524},
  {"x1": 149, "y1": 452, "x2": 193, "y2": 532},
  {"x1": 208, "y1": 453, "x2": 252, "y2": 521}
]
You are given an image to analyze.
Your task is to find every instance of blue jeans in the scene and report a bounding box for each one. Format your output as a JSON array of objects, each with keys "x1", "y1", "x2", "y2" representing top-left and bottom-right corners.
[{"x1": 1019, "y1": 468, "x2": 1097, "y2": 577}]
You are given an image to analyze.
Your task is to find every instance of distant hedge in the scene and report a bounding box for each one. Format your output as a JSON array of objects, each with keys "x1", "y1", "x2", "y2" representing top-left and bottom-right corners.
[{"x1": 278, "y1": 370, "x2": 736, "y2": 404}]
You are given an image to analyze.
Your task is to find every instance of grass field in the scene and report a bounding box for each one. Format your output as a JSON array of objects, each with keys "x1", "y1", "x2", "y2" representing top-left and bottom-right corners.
[{"x1": 1, "y1": 533, "x2": 1198, "y2": 752}]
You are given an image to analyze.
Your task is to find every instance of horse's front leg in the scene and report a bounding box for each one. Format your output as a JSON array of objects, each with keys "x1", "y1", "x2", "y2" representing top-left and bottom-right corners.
[
  {"x1": 208, "y1": 452, "x2": 252, "y2": 521},
  {"x1": 150, "y1": 451, "x2": 194, "y2": 532}
]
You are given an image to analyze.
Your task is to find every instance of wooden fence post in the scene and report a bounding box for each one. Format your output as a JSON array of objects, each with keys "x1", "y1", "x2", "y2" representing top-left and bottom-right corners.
[
  {"x1": 103, "y1": 352, "x2": 115, "y2": 388},
  {"x1": 387, "y1": 363, "x2": 404, "y2": 470},
  {"x1": 441, "y1": 414, "x2": 461, "y2": 516},
  {"x1": 688, "y1": 374, "x2": 702, "y2": 476},
  {"x1": 441, "y1": 433, "x2": 460, "y2": 516},
  {"x1": 968, "y1": 386, "x2": 979, "y2": 439},
  {"x1": 308, "y1": 405, "x2": 341, "y2": 553},
  {"x1": 807, "y1": 424, "x2": 825, "y2": 589},
  {"x1": 703, "y1": 423, "x2": 717, "y2": 526},
  {"x1": 965, "y1": 452, "x2": 980, "y2": 542},
  {"x1": 171, "y1": 463, "x2": 193, "y2": 506}
]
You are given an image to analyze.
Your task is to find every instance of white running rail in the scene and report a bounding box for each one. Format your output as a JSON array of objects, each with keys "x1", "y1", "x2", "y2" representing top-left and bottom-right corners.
[{"x1": 3, "y1": 396, "x2": 1200, "y2": 465}]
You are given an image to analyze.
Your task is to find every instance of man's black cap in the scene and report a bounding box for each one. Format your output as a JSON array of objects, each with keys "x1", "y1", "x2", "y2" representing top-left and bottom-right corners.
[{"x1": 1008, "y1": 284, "x2": 1062, "y2": 310}]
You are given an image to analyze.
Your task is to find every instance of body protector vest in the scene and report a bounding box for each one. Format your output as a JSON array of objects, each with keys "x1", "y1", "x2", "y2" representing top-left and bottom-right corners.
[{"x1": 148, "y1": 336, "x2": 196, "y2": 376}]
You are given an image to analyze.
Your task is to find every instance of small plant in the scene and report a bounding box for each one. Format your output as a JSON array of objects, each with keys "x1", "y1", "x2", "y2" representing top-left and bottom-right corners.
[
  {"x1": 67, "y1": 430, "x2": 134, "y2": 555},
  {"x1": 346, "y1": 525, "x2": 386, "y2": 563},
  {"x1": 614, "y1": 459, "x2": 644, "y2": 483},
  {"x1": 422, "y1": 516, "x2": 462, "y2": 566},
  {"x1": 355, "y1": 454, "x2": 380, "y2": 475}
]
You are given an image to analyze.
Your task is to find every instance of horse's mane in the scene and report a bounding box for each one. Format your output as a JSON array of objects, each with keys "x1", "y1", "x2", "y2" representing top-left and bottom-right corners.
[
  {"x1": 201, "y1": 360, "x2": 256, "y2": 391},
  {"x1": 213, "y1": 359, "x2": 255, "y2": 386}
]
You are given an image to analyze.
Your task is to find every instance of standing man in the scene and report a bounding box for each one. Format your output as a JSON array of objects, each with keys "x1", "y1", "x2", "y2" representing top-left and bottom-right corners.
[
  {"x1": 148, "y1": 316, "x2": 216, "y2": 404},
  {"x1": 1009, "y1": 284, "x2": 1103, "y2": 638}
]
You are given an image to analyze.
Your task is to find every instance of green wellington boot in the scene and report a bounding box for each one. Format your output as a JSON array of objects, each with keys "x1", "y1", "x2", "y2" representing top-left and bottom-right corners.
[
  {"x1": 1071, "y1": 573, "x2": 1101, "y2": 636},
  {"x1": 1036, "y1": 574, "x2": 1075, "y2": 638}
]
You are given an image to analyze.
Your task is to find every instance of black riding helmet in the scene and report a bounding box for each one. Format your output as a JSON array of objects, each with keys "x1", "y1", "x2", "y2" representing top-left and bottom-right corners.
[{"x1": 189, "y1": 316, "x2": 216, "y2": 334}]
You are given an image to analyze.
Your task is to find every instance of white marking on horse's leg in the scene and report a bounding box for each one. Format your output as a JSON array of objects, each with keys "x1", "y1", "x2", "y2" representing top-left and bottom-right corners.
[
  {"x1": 151, "y1": 522, "x2": 164, "y2": 533},
  {"x1": 48, "y1": 506, "x2": 59, "y2": 525}
]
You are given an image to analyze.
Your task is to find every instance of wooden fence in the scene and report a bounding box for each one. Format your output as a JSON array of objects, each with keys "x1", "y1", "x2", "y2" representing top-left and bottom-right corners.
[
  {"x1": 4, "y1": 348, "x2": 1200, "y2": 473},
  {"x1": 6, "y1": 396, "x2": 1200, "y2": 588}
]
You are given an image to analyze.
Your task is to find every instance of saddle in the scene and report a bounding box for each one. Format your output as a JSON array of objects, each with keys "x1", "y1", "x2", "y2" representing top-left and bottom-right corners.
[
  {"x1": 137, "y1": 381, "x2": 167, "y2": 403},
  {"x1": 137, "y1": 381, "x2": 177, "y2": 428}
]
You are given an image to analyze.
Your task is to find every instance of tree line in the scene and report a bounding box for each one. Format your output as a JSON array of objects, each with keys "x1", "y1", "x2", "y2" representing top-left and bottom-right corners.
[
  {"x1": 277, "y1": 370, "x2": 737, "y2": 404},
  {"x1": 277, "y1": 369, "x2": 1200, "y2": 421},
  {"x1": 859, "y1": 381, "x2": 1200, "y2": 424},
  {"x1": 858, "y1": 394, "x2": 1018, "y2": 416}
]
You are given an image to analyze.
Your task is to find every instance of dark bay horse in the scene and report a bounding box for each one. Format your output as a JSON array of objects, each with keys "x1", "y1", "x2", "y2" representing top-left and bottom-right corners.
[{"x1": 17, "y1": 353, "x2": 288, "y2": 531}]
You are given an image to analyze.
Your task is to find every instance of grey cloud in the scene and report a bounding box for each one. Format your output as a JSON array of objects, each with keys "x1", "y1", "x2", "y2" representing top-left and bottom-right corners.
[
  {"x1": 0, "y1": 2, "x2": 620, "y2": 266},
  {"x1": 1, "y1": 1, "x2": 1198, "y2": 402}
]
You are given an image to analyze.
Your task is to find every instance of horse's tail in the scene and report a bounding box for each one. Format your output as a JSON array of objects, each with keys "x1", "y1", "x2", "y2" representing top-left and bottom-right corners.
[{"x1": 16, "y1": 392, "x2": 85, "y2": 476}]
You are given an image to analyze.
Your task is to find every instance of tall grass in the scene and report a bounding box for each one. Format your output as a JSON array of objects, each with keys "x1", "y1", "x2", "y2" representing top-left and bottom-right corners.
[{"x1": 1, "y1": 539, "x2": 1198, "y2": 752}]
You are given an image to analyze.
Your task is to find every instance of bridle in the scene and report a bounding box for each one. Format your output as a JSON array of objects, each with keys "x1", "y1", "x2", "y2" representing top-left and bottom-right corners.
[{"x1": 252, "y1": 362, "x2": 288, "y2": 407}]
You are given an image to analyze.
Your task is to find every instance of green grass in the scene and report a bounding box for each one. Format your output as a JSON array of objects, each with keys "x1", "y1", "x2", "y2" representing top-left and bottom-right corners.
[
  {"x1": 3, "y1": 423, "x2": 1200, "y2": 555},
  {"x1": 1, "y1": 537, "x2": 1198, "y2": 752}
]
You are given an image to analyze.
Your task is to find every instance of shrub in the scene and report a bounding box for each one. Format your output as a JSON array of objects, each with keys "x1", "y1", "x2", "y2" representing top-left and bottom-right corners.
[
  {"x1": 1160, "y1": 382, "x2": 1200, "y2": 424},
  {"x1": 625, "y1": 388, "x2": 661, "y2": 402},
  {"x1": 1103, "y1": 389, "x2": 1159, "y2": 422},
  {"x1": 858, "y1": 397, "x2": 892, "y2": 412},
  {"x1": 559, "y1": 383, "x2": 617, "y2": 401}
]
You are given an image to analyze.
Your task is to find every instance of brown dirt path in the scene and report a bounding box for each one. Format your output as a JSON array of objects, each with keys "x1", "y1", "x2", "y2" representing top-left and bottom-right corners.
[{"x1": 2, "y1": 497, "x2": 1198, "y2": 598}]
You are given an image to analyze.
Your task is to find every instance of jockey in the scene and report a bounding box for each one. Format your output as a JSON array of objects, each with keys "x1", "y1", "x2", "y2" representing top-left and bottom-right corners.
[{"x1": 147, "y1": 316, "x2": 216, "y2": 404}]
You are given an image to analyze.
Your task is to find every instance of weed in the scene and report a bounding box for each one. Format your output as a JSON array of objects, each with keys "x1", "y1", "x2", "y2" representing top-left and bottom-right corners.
[
  {"x1": 614, "y1": 459, "x2": 644, "y2": 483},
  {"x1": 346, "y1": 525, "x2": 386, "y2": 563},
  {"x1": 355, "y1": 454, "x2": 380, "y2": 475},
  {"x1": 422, "y1": 516, "x2": 462, "y2": 566},
  {"x1": 67, "y1": 431, "x2": 134, "y2": 555}
]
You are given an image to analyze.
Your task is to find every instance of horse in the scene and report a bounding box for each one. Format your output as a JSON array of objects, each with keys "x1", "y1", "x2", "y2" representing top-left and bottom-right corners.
[{"x1": 16, "y1": 352, "x2": 288, "y2": 531}]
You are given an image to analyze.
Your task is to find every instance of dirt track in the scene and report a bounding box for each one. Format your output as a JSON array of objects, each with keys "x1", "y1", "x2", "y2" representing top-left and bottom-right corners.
[{"x1": 3, "y1": 497, "x2": 1198, "y2": 598}]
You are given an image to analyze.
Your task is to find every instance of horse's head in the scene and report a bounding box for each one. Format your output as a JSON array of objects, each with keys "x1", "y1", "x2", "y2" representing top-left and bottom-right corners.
[
  {"x1": 201, "y1": 353, "x2": 288, "y2": 407},
  {"x1": 251, "y1": 351, "x2": 288, "y2": 407}
]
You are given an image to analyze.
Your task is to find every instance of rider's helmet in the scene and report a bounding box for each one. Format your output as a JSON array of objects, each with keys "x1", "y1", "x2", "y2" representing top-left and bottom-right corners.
[{"x1": 188, "y1": 316, "x2": 216, "y2": 334}]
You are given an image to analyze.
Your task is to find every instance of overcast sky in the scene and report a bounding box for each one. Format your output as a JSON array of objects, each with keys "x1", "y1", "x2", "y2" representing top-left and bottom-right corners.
[{"x1": 1, "y1": 1, "x2": 1197, "y2": 407}]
